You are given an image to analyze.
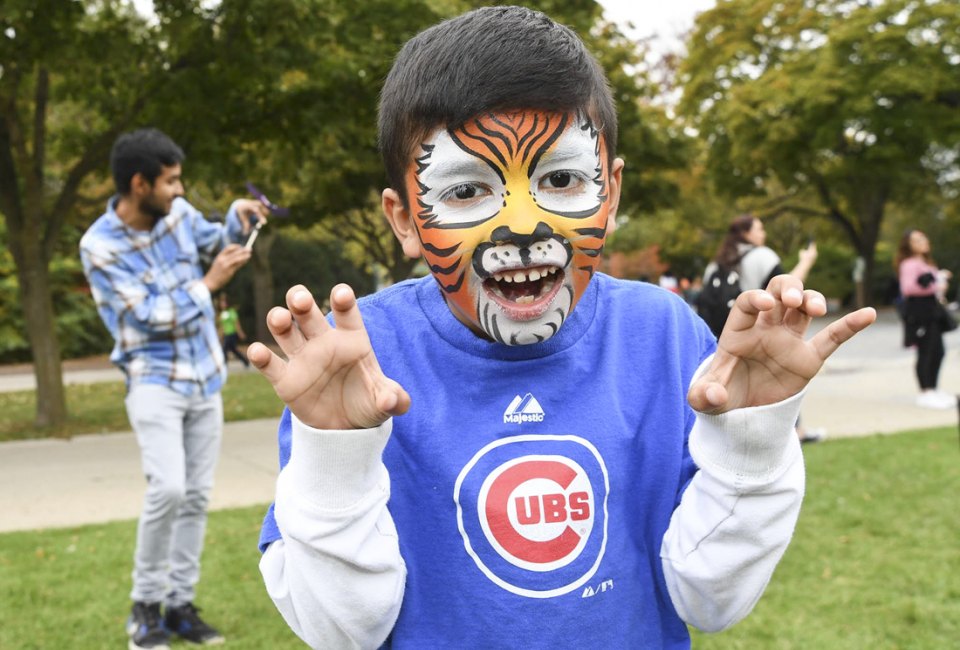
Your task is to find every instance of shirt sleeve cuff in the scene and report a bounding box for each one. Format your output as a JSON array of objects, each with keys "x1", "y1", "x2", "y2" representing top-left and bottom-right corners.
[
  {"x1": 689, "y1": 356, "x2": 804, "y2": 487},
  {"x1": 188, "y1": 279, "x2": 212, "y2": 309},
  {"x1": 287, "y1": 414, "x2": 392, "y2": 511},
  {"x1": 225, "y1": 200, "x2": 246, "y2": 243}
]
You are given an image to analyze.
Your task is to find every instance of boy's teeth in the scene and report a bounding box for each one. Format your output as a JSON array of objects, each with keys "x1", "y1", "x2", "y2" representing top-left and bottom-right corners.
[
  {"x1": 491, "y1": 268, "x2": 559, "y2": 283},
  {"x1": 515, "y1": 295, "x2": 535, "y2": 304}
]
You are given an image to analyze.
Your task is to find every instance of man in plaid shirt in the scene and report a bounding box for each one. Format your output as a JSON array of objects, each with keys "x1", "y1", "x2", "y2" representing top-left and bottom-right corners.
[{"x1": 80, "y1": 128, "x2": 267, "y2": 650}]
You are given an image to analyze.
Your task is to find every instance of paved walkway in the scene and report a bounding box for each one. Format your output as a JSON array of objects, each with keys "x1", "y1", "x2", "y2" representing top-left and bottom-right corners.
[{"x1": 1, "y1": 308, "x2": 957, "y2": 533}]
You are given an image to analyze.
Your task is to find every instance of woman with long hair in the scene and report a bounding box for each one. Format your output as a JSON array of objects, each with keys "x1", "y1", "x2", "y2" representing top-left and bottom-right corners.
[
  {"x1": 700, "y1": 214, "x2": 818, "y2": 334},
  {"x1": 896, "y1": 229, "x2": 954, "y2": 409}
]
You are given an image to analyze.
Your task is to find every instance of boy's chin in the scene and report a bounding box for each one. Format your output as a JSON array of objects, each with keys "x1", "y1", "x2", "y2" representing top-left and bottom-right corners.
[{"x1": 475, "y1": 283, "x2": 574, "y2": 346}]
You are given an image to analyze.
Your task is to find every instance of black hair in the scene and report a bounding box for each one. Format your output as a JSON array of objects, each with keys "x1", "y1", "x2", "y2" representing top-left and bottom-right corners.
[
  {"x1": 713, "y1": 214, "x2": 757, "y2": 270},
  {"x1": 378, "y1": 5, "x2": 617, "y2": 206},
  {"x1": 110, "y1": 128, "x2": 185, "y2": 195}
]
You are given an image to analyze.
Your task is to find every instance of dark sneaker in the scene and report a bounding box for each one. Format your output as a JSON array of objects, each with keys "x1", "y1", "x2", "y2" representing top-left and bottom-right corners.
[
  {"x1": 164, "y1": 602, "x2": 225, "y2": 645},
  {"x1": 126, "y1": 601, "x2": 170, "y2": 650}
]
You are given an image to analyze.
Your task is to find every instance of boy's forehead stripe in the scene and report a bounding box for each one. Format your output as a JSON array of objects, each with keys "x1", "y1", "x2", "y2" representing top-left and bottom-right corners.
[
  {"x1": 420, "y1": 113, "x2": 574, "y2": 182},
  {"x1": 449, "y1": 130, "x2": 508, "y2": 185}
]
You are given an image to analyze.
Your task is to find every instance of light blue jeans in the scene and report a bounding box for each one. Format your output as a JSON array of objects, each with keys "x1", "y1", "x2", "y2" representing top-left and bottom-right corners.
[{"x1": 125, "y1": 384, "x2": 223, "y2": 606}]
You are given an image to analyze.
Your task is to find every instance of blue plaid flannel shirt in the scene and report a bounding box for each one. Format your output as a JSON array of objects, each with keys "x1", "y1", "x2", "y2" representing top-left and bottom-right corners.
[{"x1": 80, "y1": 196, "x2": 247, "y2": 397}]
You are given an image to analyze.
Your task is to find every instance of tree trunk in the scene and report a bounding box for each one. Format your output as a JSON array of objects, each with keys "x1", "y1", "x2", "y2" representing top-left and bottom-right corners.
[
  {"x1": 854, "y1": 192, "x2": 885, "y2": 309},
  {"x1": 16, "y1": 251, "x2": 67, "y2": 430},
  {"x1": 251, "y1": 229, "x2": 276, "y2": 344}
]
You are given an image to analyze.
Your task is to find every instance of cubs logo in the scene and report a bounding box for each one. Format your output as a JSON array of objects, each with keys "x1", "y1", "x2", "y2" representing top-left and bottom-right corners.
[{"x1": 454, "y1": 435, "x2": 609, "y2": 598}]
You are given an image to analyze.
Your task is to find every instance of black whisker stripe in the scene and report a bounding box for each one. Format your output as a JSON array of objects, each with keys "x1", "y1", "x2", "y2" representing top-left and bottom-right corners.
[
  {"x1": 476, "y1": 120, "x2": 515, "y2": 158},
  {"x1": 449, "y1": 130, "x2": 507, "y2": 185},
  {"x1": 415, "y1": 155, "x2": 432, "y2": 175},
  {"x1": 422, "y1": 241, "x2": 460, "y2": 257},
  {"x1": 577, "y1": 247, "x2": 604, "y2": 258},
  {"x1": 554, "y1": 308, "x2": 566, "y2": 327},
  {"x1": 492, "y1": 313, "x2": 505, "y2": 344},
  {"x1": 578, "y1": 265, "x2": 596, "y2": 278},
  {"x1": 416, "y1": 198, "x2": 433, "y2": 216},
  {"x1": 526, "y1": 114, "x2": 569, "y2": 176},
  {"x1": 416, "y1": 180, "x2": 430, "y2": 196},
  {"x1": 429, "y1": 259, "x2": 460, "y2": 275},
  {"x1": 574, "y1": 227, "x2": 606, "y2": 238},
  {"x1": 440, "y1": 271, "x2": 466, "y2": 293}
]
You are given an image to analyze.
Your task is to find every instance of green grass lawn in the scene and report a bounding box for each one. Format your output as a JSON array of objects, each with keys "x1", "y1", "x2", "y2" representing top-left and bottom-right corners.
[
  {"x1": 0, "y1": 371, "x2": 283, "y2": 442},
  {"x1": 1, "y1": 428, "x2": 958, "y2": 648}
]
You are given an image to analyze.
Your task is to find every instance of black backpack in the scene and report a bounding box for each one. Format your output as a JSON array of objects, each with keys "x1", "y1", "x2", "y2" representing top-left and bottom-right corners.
[{"x1": 697, "y1": 266, "x2": 742, "y2": 338}]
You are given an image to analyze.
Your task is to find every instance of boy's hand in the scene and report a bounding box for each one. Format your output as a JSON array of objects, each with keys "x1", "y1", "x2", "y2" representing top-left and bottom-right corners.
[
  {"x1": 247, "y1": 284, "x2": 411, "y2": 430},
  {"x1": 688, "y1": 274, "x2": 876, "y2": 414}
]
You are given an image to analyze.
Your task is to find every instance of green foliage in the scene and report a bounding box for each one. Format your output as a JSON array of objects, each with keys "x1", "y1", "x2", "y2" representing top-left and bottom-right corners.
[
  {"x1": 0, "y1": 223, "x2": 111, "y2": 363},
  {"x1": 0, "y1": 230, "x2": 27, "y2": 359},
  {"x1": 679, "y1": 0, "x2": 960, "y2": 299},
  {"x1": 3, "y1": 0, "x2": 691, "y2": 371}
]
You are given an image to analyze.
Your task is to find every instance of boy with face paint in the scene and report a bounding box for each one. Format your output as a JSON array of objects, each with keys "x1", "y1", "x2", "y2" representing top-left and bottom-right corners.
[{"x1": 252, "y1": 7, "x2": 875, "y2": 649}]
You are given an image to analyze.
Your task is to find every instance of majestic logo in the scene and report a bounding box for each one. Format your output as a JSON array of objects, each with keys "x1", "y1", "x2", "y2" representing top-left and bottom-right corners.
[
  {"x1": 503, "y1": 393, "x2": 545, "y2": 424},
  {"x1": 454, "y1": 435, "x2": 609, "y2": 598}
]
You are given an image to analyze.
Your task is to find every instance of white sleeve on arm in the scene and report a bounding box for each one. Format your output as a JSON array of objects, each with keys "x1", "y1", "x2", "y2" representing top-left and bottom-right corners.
[
  {"x1": 661, "y1": 380, "x2": 805, "y2": 633},
  {"x1": 260, "y1": 416, "x2": 406, "y2": 650}
]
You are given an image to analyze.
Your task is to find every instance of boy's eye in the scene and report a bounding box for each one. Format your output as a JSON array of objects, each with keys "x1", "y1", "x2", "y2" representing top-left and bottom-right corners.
[
  {"x1": 454, "y1": 184, "x2": 479, "y2": 200},
  {"x1": 539, "y1": 170, "x2": 586, "y2": 192},
  {"x1": 439, "y1": 182, "x2": 491, "y2": 205}
]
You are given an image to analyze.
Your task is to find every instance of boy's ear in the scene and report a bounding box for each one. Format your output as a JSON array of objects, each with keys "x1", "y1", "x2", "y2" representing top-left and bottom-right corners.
[
  {"x1": 605, "y1": 157, "x2": 625, "y2": 236},
  {"x1": 382, "y1": 188, "x2": 422, "y2": 259}
]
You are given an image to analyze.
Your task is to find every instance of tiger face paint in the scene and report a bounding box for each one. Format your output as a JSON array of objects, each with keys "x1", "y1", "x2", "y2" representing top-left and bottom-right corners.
[{"x1": 402, "y1": 110, "x2": 621, "y2": 345}]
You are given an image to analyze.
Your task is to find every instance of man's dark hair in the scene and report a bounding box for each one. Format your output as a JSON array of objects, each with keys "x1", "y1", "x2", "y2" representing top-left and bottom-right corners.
[
  {"x1": 110, "y1": 128, "x2": 185, "y2": 195},
  {"x1": 378, "y1": 5, "x2": 617, "y2": 206}
]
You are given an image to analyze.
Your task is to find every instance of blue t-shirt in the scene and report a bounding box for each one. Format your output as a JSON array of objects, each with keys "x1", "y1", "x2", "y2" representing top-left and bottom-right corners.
[{"x1": 260, "y1": 274, "x2": 716, "y2": 648}]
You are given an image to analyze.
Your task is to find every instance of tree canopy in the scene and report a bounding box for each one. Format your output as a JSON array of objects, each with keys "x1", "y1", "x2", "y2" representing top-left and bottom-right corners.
[
  {"x1": 679, "y1": 0, "x2": 960, "y2": 303},
  {"x1": 0, "y1": 0, "x2": 684, "y2": 427}
]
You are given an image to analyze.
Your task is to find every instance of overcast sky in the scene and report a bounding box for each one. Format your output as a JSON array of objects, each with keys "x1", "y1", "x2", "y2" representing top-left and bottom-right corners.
[{"x1": 597, "y1": 0, "x2": 716, "y2": 54}]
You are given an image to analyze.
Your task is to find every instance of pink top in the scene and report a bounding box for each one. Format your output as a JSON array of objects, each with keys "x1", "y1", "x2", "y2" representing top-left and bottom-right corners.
[{"x1": 899, "y1": 257, "x2": 940, "y2": 297}]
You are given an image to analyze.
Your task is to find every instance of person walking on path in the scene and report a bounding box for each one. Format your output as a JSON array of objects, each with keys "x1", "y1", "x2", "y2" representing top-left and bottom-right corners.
[
  {"x1": 896, "y1": 229, "x2": 955, "y2": 409},
  {"x1": 79, "y1": 127, "x2": 267, "y2": 650},
  {"x1": 218, "y1": 294, "x2": 250, "y2": 368}
]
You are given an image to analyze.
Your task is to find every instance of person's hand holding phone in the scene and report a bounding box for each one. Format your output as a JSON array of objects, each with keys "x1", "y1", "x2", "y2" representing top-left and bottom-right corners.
[{"x1": 203, "y1": 244, "x2": 252, "y2": 292}]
